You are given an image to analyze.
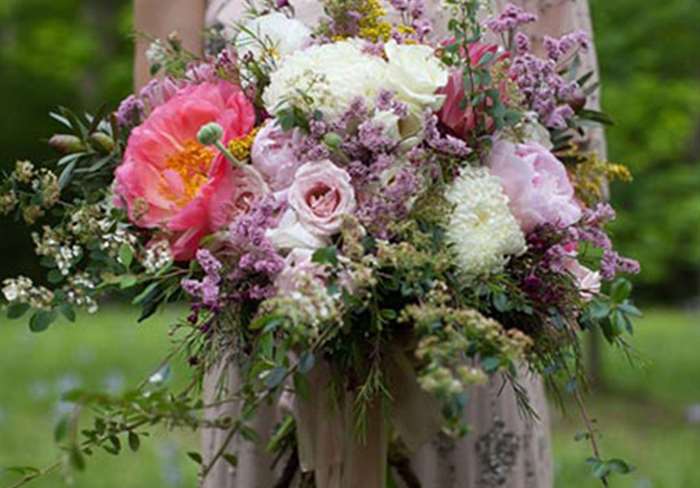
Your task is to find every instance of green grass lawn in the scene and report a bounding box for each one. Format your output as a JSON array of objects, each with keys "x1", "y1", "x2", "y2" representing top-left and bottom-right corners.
[{"x1": 0, "y1": 306, "x2": 698, "y2": 487}]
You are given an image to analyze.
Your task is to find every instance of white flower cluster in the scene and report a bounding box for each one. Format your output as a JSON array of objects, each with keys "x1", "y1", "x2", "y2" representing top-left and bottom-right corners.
[
  {"x1": 100, "y1": 228, "x2": 139, "y2": 257},
  {"x1": 32, "y1": 227, "x2": 82, "y2": 276},
  {"x1": 64, "y1": 274, "x2": 98, "y2": 314},
  {"x1": 141, "y1": 240, "x2": 173, "y2": 274},
  {"x1": 68, "y1": 205, "x2": 113, "y2": 238},
  {"x1": 2, "y1": 276, "x2": 54, "y2": 310},
  {"x1": 145, "y1": 39, "x2": 168, "y2": 66},
  {"x1": 446, "y1": 167, "x2": 527, "y2": 277},
  {"x1": 264, "y1": 40, "x2": 448, "y2": 119}
]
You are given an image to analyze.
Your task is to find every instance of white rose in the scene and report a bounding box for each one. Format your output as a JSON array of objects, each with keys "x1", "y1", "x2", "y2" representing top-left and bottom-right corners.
[
  {"x1": 266, "y1": 208, "x2": 328, "y2": 251},
  {"x1": 385, "y1": 40, "x2": 449, "y2": 112},
  {"x1": 236, "y1": 12, "x2": 312, "y2": 60},
  {"x1": 264, "y1": 41, "x2": 388, "y2": 119}
]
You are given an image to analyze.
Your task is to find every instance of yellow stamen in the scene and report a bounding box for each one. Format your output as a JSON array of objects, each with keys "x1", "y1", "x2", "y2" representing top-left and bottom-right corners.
[
  {"x1": 162, "y1": 140, "x2": 216, "y2": 206},
  {"x1": 227, "y1": 128, "x2": 259, "y2": 161}
]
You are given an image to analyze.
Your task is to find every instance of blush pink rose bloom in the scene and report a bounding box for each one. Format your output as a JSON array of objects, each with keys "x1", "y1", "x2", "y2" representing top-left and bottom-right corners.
[
  {"x1": 489, "y1": 139, "x2": 582, "y2": 233},
  {"x1": 438, "y1": 43, "x2": 506, "y2": 139},
  {"x1": 114, "y1": 81, "x2": 262, "y2": 260},
  {"x1": 288, "y1": 160, "x2": 356, "y2": 237},
  {"x1": 251, "y1": 121, "x2": 305, "y2": 192}
]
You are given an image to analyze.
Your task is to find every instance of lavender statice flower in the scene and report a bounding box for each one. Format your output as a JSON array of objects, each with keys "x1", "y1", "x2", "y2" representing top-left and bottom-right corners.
[
  {"x1": 358, "y1": 120, "x2": 397, "y2": 152},
  {"x1": 485, "y1": 3, "x2": 537, "y2": 34},
  {"x1": 139, "y1": 77, "x2": 182, "y2": 113},
  {"x1": 226, "y1": 197, "x2": 287, "y2": 301},
  {"x1": 509, "y1": 52, "x2": 580, "y2": 129},
  {"x1": 424, "y1": 114, "x2": 472, "y2": 157},
  {"x1": 389, "y1": 0, "x2": 410, "y2": 11},
  {"x1": 115, "y1": 95, "x2": 145, "y2": 129},
  {"x1": 543, "y1": 30, "x2": 589, "y2": 62},
  {"x1": 181, "y1": 249, "x2": 224, "y2": 310},
  {"x1": 513, "y1": 32, "x2": 531, "y2": 55},
  {"x1": 375, "y1": 89, "x2": 409, "y2": 118},
  {"x1": 357, "y1": 166, "x2": 420, "y2": 239},
  {"x1": 186, "y1": 62, "x2": 217, "y2": 83},
  {"x1": 576, "y1": 204, "x2": 640, "y2": 280}
]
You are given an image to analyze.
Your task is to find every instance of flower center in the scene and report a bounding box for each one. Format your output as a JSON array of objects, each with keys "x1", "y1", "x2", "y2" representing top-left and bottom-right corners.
[
  {"x1": 306, "y1": 183, "x2": 340, "y2": 218},
  {"x1": 163, "y1": 140, "x2": 216, "y2": 207}
]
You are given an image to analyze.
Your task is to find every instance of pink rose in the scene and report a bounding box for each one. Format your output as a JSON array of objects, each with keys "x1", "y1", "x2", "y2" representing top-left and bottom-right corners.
[
  {"x1": 489, "y1": 140, "x2": 581, "y2": 233},
  {"x1": 288, "y1": 160, "x2": 356, "y2": 237},
  {"x1": 251, "y1": 121, "x2": 305, "y2": 192},
  {"x1": 275, "y1": 248, "x2": 326, "y2": 294},
  {"x1": 114, "y1": 81, "x2": 259, "y2": 260}
]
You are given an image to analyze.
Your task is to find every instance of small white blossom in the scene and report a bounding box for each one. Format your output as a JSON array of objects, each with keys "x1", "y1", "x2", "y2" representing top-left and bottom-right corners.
[
  {"x1": 141, "y1": 240, "x2": 173, "y2": 274},
  {"x1": 2, "y1": 276, "x2": 54, "y2": 310}
]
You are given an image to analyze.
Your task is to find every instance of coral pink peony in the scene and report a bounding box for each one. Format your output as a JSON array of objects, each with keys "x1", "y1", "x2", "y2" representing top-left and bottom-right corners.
[
  {"x1": 488, "y1": 139, "x2": 581, "y2": 233},
  {"x1": 438, "y1": 43, "x2": 506, "y2": 140},
  {"x1": 114, "y1": 81, "x2": 261, "y2": 260}
]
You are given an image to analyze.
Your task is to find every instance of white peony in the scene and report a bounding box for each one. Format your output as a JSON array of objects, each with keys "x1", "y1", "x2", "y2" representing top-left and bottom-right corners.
[
  {"x1": 446, "y1": 167, "x2": 526, "y2": 277},
  {"x1": 236, "y1": 12, "x2": 312, "y2": 61},
  {"x1": 384, "y1": 40, "x2": 449, "y2": 112},
  {"x1": 263, "y1": 40, "x2": 388, "y2": 119}
]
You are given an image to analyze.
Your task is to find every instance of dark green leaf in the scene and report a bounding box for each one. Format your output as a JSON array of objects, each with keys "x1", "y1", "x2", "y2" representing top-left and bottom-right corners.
[
  {"x1": 222, "y1": 453, "x2": 238, "y2": 468},
  {"x1": 54, "y1": 416, "x2": 70, "y2": 442},
  {"x1": 47, "y1": 269, "x2": 65, "y2": 284},
  {"x1": 312, "y1": 246, "x2": 338, "y2": 266},
  {"x1": 265, "y1": 367, "x2": 287, "y2": 389},
  {"x1": 6, "y1": 303, "x2": 30, "y2": 320},
  {"x1": 69, "y1": 447, "x2": 86, "y2": 471},
  {"x1": 58, "y1": 304, "x2": 76, "y2": 323},
  {"x1": 29, "y1": 310, "x2": 57, "y2": 333},
  {"x1": 610, "y1": 279, "x2": 632, "y2": 303},
  {"x1": 481, "y1": 356, "x2": 501, "y2": 373},
  {"x1": 187, "y1": 452, "x2": 203, "y2": 465},
  {"x1": 119, "y1": 244, "x2": 133, "y2": 269},
  {"x1": 298, "y1": 352, "x2": 315, "y2": 375},
  {"x1": 128, "y1": 432, "x2": 140, "y2": 452}
]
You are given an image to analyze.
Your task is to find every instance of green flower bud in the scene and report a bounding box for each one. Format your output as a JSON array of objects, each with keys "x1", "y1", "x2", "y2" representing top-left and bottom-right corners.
[
  {"x1": 89, "y1": 132, "x2": 115, "y2": 154},
  {"x1": 48, "y1": 134, "x2": 85, "y2": 154},
  {"x1": 197, "y1": 122, "x2": 224, "y2": 146},
  {"x1": 322, "y1": 132, "x2": 343, "y2": 150}
]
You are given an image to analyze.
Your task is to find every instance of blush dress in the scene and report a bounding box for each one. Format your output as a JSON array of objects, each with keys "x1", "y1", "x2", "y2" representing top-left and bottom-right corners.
[{"x1": 201, "y1": 1, "x2": 604, "y2": 487}]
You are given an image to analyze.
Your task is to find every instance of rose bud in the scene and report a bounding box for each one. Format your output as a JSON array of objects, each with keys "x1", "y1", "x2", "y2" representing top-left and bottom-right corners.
[{"x1": 49, "y1": 134, "x2": 85, "y2": 154}]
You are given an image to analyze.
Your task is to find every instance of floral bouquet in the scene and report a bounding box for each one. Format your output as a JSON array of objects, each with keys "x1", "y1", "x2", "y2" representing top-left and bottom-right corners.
[{"x1": 1, "y1": 0, "x2": 640, "y2": 486}]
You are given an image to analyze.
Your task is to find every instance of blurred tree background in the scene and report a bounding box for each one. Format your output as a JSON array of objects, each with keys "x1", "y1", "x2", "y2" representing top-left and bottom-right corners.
[{"x1": 1, "y1": 0, "x2": 698, "y2": 304}]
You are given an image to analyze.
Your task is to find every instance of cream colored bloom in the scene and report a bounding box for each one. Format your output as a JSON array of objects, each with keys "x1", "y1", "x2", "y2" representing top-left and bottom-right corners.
[
  {"x1": 446, "y1": 167, "x2": 526, "y2": 276},
  {"x1": 384, "y1": 40, "x2": 449, "y2": 112},
  {"x1": 236, "y1": 12, "x2": 312, "y2": 60},
  {"x1": 263, "y1": 40, "x2": 388, "y2": 118}
]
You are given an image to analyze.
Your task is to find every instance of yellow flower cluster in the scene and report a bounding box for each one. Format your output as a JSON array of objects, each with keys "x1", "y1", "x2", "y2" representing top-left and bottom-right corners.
[
  {"x1": 227, "y1": 128, "x2": 260, "y2": 161},
  {"x1": 358, "y1": 0, "x2": 392, "y2": 42},
  {"x1": 568, "y1": 149, "x2": 633, "y2": 205}
]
